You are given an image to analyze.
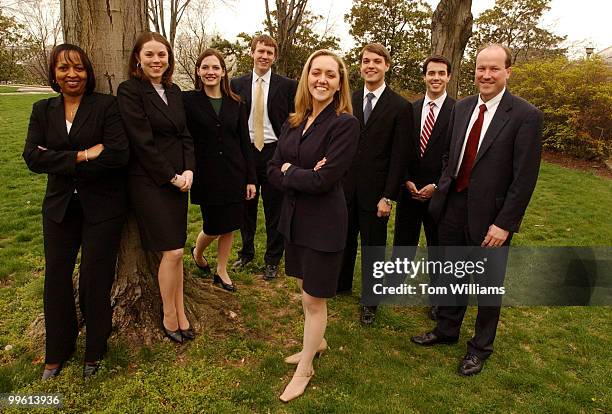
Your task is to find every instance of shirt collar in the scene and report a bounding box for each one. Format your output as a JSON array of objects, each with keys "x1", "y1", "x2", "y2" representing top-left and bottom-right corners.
[
  {"x1": 363, "y1": 82, "x2": 386, "y2": 100},
  {"x1": 253, "y1": 69, "x2": 272, "y2": 84},
  {"x1": 423, "y1": 91, "x2": 447, "y2": 108},
  {"x1": 478, "y1": 87, "x2": 505, "y2": 111}
]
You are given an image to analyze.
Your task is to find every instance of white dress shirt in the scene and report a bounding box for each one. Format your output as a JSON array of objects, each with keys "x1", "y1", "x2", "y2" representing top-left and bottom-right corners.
[
  {"x1": 152, "y1": 82, "x2": 167, "y2": 104},
  {"x1": 455, "y1": 88, "x2": 506, "y2": 176},
  {"x1": 248, "y1": 69, "x2": 277, "y2": 144},
  {"x1": 363, "y1": 82, "x2": 386, "y2": 112},
  {"x1": 420, "y1": 92, "x2": 447, "y2": 133}
]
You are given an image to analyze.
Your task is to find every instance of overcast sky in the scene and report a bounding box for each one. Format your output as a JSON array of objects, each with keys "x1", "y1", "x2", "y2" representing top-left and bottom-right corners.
[{"x1": 208, "y1": 0, "x2": 611, "y2": 54}]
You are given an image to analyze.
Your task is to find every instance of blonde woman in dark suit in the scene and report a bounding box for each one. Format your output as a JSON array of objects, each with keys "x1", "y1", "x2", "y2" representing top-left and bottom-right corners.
[
  {"x1": 183, "y1": 48, "x2": 256, "y2": 291},
  {"x1": 23, "y1": 44, "x2": 129, "y2": 379},
  {"x1": 117, "y1": 32, "x2": 196, "y2": 344},
  {"x1": 268, "y1": 50, "x2": 359, "y2": 402}
]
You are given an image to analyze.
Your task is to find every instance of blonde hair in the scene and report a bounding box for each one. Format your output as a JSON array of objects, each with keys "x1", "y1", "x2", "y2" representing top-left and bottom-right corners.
[{"x1": 288, "y1": 49, "x2": 352, "y2": 128}]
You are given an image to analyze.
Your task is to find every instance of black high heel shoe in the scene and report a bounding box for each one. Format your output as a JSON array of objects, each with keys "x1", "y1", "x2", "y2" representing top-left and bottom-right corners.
[
  {"x1": 42, "y1": 363, "x2": 63, "y2": 380},
  {"x1": 180, "y1": 323, "x2": 196, "y2": 340},
  {"x1": 83, "y1": 361, "x2": 100, "y2": 380},
  {"x1": 213, "y1": 274, "x2": 236, "y2": 292},
  {"x1": 160, "y1": 306, "x2": 184, "y2": 344},
  {"x1": 191, "y1": 247, "x2": 211, "y2": 275}
]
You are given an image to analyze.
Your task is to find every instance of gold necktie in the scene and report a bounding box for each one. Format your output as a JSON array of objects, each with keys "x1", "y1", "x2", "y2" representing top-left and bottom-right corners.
[{"x1": 254, "y1": 77, "x2": 265, "y2": 151}]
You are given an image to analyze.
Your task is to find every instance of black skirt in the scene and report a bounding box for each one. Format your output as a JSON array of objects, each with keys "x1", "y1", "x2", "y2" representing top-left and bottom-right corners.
[
  {"x1": 200, "y1": 202, "x2": 244, "y2": 236},
  {"x1": 128, "y1": 175, "x2": 188, "y2": 251},
  {"x1": 284, "y1": 242, "x2": 344, "y2": 298}
]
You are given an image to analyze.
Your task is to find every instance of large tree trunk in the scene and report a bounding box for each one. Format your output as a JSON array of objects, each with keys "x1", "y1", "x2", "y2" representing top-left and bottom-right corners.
[
  {"x1": 35, "y1": 0, "x2": 242, "y2": 346},
  {"x1": 431, "y1": 0, "x2": 473, "y2": 98},
  {"x1": 61, "y1": 0, "x2": 148, "y2": 95},
  {"x1": 264, "y1": 0, "x2": 308, "y2": 76}
]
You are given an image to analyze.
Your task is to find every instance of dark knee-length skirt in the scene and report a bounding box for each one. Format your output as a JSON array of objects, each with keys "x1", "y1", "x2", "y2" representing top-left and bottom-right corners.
[
  {"x1": 200, "y1": 202, "x2": 244, "y2": 236},
  {"x1": 284, "y1": 242, "x2": 344, "y2": 298},
  {"x1": 129, "y1": 175, "x2": 188, "y2": 251}
]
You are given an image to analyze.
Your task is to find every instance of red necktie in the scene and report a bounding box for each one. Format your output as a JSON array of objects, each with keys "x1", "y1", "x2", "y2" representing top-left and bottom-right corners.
[
  {"x1": 456, "y1": 103, "x2": 487, "y2": 192},
  {"x1": 419, "y1": 101, "x2": 436, "y2": 157}
]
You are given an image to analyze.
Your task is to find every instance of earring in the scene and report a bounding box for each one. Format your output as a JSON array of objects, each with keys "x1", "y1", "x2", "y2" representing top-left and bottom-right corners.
[{"x1": 136, "y1": 62, "x2": 141, "y2": 69}]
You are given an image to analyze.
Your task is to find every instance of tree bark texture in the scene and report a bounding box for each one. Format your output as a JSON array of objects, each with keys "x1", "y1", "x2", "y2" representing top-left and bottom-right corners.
[
  {"x1": 264, "y1": 0, "x2": 308, "y2": 76},
  {"x1": 431, "y1": 0, "x2": 473, "y2": 98},
  {"x1": 61, "y1": 0, "x2": 148, "y2": 95}
]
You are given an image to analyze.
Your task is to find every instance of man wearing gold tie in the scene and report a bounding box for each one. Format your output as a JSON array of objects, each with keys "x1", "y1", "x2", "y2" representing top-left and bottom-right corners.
[{"x1": 230, "y1": 35, "x2": 298, "y2": 280}]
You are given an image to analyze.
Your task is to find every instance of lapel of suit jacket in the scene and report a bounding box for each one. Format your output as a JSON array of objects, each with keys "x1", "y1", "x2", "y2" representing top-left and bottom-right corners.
[
  {"x1": 413, "y1": 98, "x2": 424, "y2": 154},
  {"x1": 267, "y1": 72, "x2": 280, "y2": 114},
  {"x1": 473, "y1": 90, "x2": 512, "y2": 167},
  {"x1": 422, "y1": 95, "x2": 452, "y2": 156},
  {"x1": 450, "y1": 95, "x2": 478, "y2": 174},
  {"x1": 352, "y1": 90, "x2": 364, "y2": 128},
  {"x1": 68, "y1": 93, "x2": 94, "y2": 141},
  {"x1": 144, "y1": 80, "x2": 181, "y2": 131},
  {"x1": 243, "y1": 72, "x2": 253, "y2": 112},
  {"x1": 363, "y1": 86, "x2": 391, "y2": 131},
  {"x1": 300, "y1": 102, "x2": 336, "y2": 143},
  {"x1": 49, "y1": 96, "x2": 70, "y2": 145},
  {"x1": 198, "y1": 91, "x2": 222, "y2": 123}
]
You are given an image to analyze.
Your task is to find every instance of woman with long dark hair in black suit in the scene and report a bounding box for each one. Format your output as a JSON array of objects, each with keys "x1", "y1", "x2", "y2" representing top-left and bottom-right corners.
[
  {"x1": 117, "y1": 32, "x2": 196, "y2": 344},
  {"x1": 268, "y1": 50, "x2": 359, "y2": 402},
  {"x1": 184, "y1": 49, "x2": 256, "y2": 291},
  {"x1": 23, "y1": 44, "x2": 129, "y2": 379}
]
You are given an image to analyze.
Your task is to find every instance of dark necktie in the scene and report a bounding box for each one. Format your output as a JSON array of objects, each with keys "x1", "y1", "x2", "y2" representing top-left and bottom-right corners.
[
  {"x1": 456, "y1": 103, "x2": 487, "y2": 192},
  {"x1": 419, "y1": 101, "x2": 436, "y2": 157},
  {"x1": 364, "y1": 92, "x2": 375, "y2": 124}
]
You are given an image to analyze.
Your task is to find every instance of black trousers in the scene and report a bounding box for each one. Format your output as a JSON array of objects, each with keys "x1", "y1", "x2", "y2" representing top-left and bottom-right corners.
[
  {"x1": 337, "y1": 196, "x2": 389, "y2": 294},
  {"x1": 433, "y1": 188, "x2": 509, "y2": 360},
  {"x1": 393, "y1": 187, "x2": 438, "y2": 248},
  {"x1": 42, "y1": 196, "x2": 124, "y2": 364},
  {"x1": 238, "y1": 143, "x2": 284, "y2": 266}
]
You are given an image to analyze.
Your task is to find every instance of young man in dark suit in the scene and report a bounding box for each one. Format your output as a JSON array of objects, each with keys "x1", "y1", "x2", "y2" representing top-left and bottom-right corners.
[
  {"x1": 411, "y1": 44, "x2": 542, "y2": 376},
  {"x1": 394, "y1": 55, "x2": 456, "y2": 320},
  {"x1": 230, "y1": 35, "x2": 298, "y2": 280},
  {"x1": 338, "y1": 43, "x2": 413, "y2": 324}
]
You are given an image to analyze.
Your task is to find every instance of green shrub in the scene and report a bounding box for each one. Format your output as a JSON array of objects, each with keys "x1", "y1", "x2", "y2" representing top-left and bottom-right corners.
[{"x1": 510, "y1": 56, "x2": 612, "y2": 160}]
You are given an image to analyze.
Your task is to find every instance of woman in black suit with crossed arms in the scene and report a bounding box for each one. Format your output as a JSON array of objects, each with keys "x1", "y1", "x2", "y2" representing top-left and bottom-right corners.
[
  {"x1": 183, "y1": 49, "x2": 256, "y2": 291},
  {"x1": 117, "y1": 32, "x2": 196, "y2": 344},
  {"x1": 23, "y1": 44, "x2": 129, "y2": 380},
  {"x1": 268, "y1": 50, "x2": 359, "y2": 402}
]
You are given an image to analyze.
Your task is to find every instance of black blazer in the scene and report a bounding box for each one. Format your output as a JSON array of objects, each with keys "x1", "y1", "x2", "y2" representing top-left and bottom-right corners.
[
  {"x1": 406, "y1": 95, "x2": 456, "y2": 188},
  {"x1": 117, "y1": 79, "x2": 195, "y2": 185},
  {"x1": 23, "y1": 93, "x2": 129, "y2": 224},
  {"x1": 182, "y1": 91, "x2": 256, "y2": 205},
  {"x1": 429, "y1": 90, "x2": 543, "y2": 242},
  {"x1": 230, "y1": 72, "x2": 298, "y2": 139},
  {"x1": 343, "y1": 86, "x2": 414, "y2": 210},
  {"x1": 267, "y1": 104, "x2": 359, "y2": 252}
]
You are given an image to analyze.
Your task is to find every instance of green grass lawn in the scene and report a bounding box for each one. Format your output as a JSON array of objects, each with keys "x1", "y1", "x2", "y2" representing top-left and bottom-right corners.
[
  {"x1": 0, "y1": 86, "x2": 20, "y2": 93},
  {"x1": 0, "y1": 93, "x2": 611, "y2": 413}
]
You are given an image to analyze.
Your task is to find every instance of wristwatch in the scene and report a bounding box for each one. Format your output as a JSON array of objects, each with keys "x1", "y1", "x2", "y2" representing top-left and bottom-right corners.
[
  {"x1": 382, "y1": 197, "x2": 392, "y2": 207},
  {"x1": 432, "y1": 183, "x2": 438, "y2": 190}
]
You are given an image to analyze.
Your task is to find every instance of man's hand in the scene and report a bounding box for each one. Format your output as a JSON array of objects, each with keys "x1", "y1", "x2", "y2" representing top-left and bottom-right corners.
[
  {"x1": 481, "y1": 224, "x2": 509, "y2": 247},
  {"x1": 377, "y1": 198, "x2": 392, "y2": 218},
  {"x1": 415, "y1": 184, "x2": 436, "y2": 201},
  {"x1": 405, "y1": 180, "x2": 418, "y2": 194}
]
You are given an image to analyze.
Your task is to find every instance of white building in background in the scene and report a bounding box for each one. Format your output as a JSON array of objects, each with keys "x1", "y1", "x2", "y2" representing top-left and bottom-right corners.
[{"x1": 597, "y1": 46, "x2": 612, "y2": 65}]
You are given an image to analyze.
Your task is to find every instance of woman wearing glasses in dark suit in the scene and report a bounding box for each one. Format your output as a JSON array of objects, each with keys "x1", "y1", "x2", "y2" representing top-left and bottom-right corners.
[
  {"x1": 117, "y1": 32, "x2": 195, "y2": 344},
  {"x1": 23, "y1": 44, "x2": 129, "y2": 380}
]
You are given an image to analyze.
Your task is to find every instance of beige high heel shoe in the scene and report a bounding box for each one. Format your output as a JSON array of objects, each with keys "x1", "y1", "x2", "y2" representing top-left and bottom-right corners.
[
  {"x1": 279, "y1": 369, "x2": 315, "y2": 403},
  {"x1": 284, "y1": 338, "x2": 328, "y2": 364}
]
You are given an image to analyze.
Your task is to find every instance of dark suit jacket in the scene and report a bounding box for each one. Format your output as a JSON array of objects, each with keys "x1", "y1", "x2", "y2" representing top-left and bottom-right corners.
[
  {"x1": 117, "y1": 79, "x2": 195, "y2": 185},
  {"x1": 407, "y1": 95, "x2": 456, "y2": 188},
  {"x1": 23, "y1": 93, "x2": 129, "y2": 224},
  {"x1": 429, "y1": 90, "x2": 543, "y2": 243},
  {"x1": 230, "y1": 72, "x2": 298, "y2": 138},
  {"x1": 343, "y1": 86, "x2": 414, "y2": 210},
  {"x1": 267, "y1": 103, "x2": 359, "y2": 252},
  {"x1": 182, "y1": 91, "x2": 256, "y2": 205}
]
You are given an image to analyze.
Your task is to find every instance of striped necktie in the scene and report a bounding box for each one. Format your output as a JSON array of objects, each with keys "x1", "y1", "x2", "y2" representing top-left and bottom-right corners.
[{"x1": 419, "y1": 101, "x2": 436, "y2": 157}]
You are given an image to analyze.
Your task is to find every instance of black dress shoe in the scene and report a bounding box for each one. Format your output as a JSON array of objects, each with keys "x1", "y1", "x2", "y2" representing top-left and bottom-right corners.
[
  {"x1": 459, "y1": 353, "x2": 485, "y2": 376},
  {"x1": 263, "y1": 264, "x2": 278, "y2": 280},
  {"x1": 428, "y1": 305, "x2": 438, "y2": 321},
  {"x1": 410, "y1": 331, "x2": 458, "y2": 346},
  {"x1": 83, "y1": 362, "x2": 100, "y2": 380},
  {"x1": 42, "y1": 363, "x2": 63, "y2": 380},
  {"x1": 191, "y1": 247, "x2": 211, "y2": 275},
  {"x1": 360, "y1": 305, "x2": 376, "y2": 325},
  {"x1": 232, "y1": 256, "x2": 252, "y2": 270},
  {"x1": 213, "y1": 274, "x2": 237, "y2": 292},
  {"x1": 160, "y1": 306, "x2": 184, "y2": 344}
]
